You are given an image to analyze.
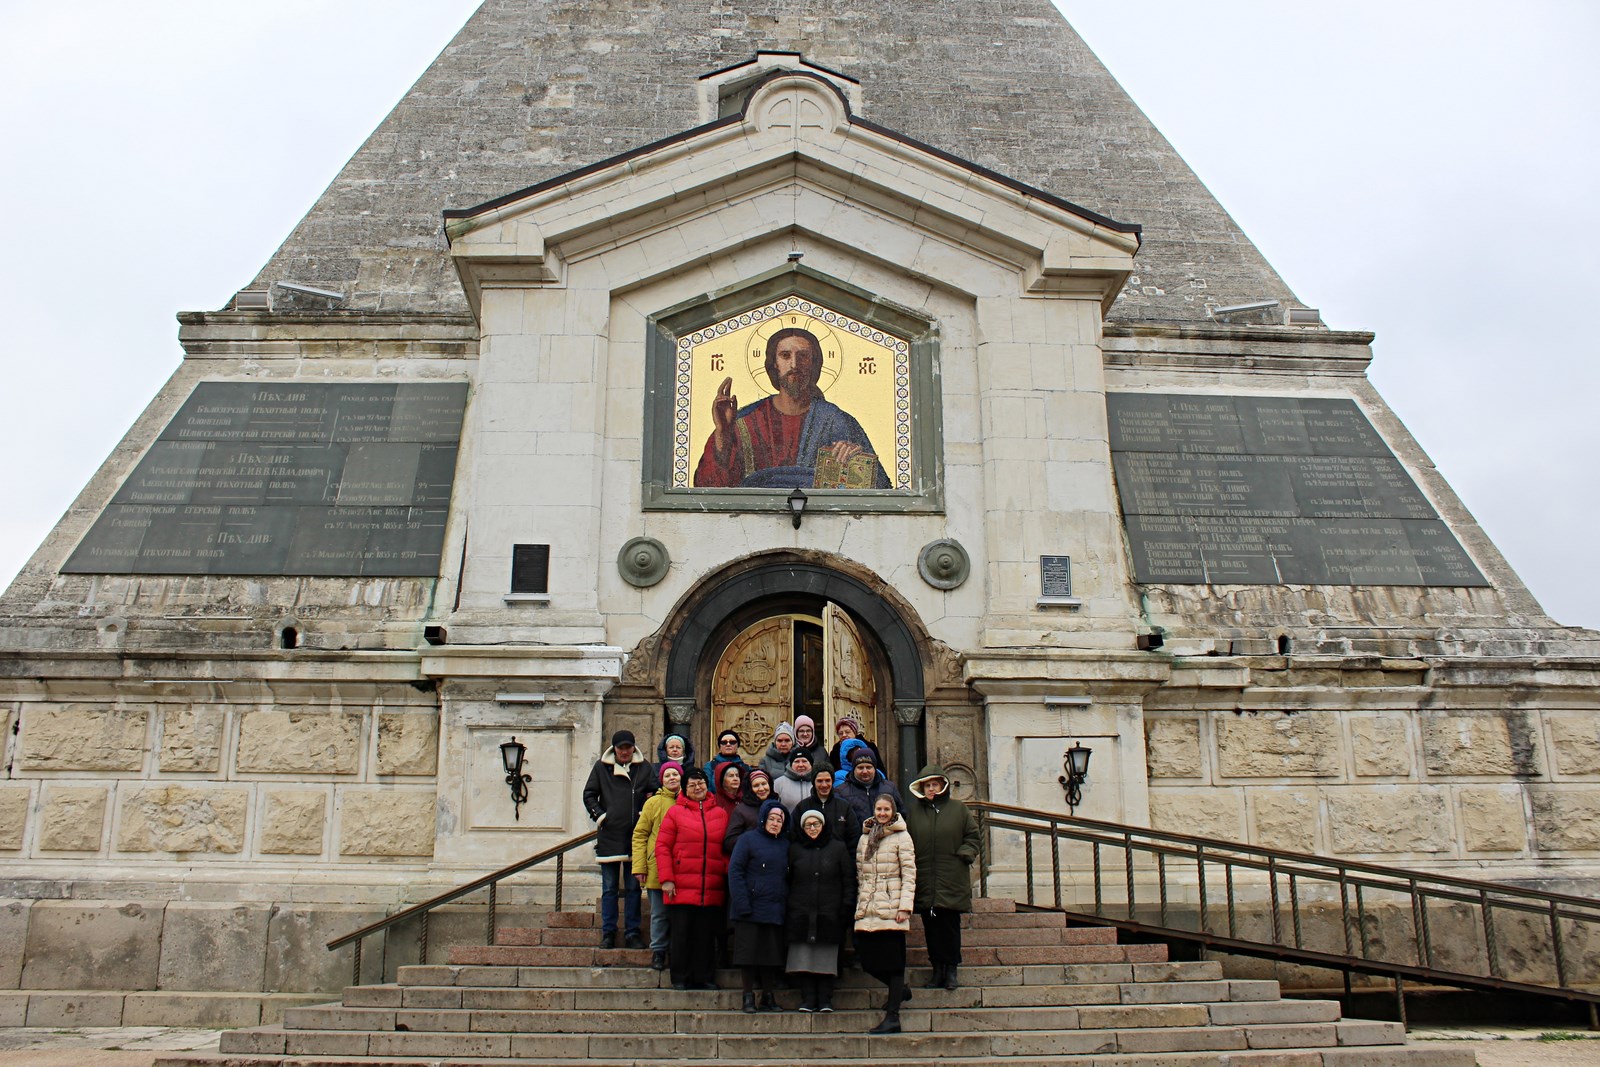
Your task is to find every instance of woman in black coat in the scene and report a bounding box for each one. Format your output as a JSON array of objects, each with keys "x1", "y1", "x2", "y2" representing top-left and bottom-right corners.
[{"x1": 785, "y1": 806, "x2": 857, "y2": 1012}]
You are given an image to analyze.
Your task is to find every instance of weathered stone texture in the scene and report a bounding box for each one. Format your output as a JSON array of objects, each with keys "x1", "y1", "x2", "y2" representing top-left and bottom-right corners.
[
  {"x1": 0, "y1": 786, "x2": 30, "y2": 850},
  {"x1": 1349, "y1": 716, "x2": 1412, "y2": 778},
  {"x1": 265, "y1": 907, "x2": 386, "y2": 992},
  {"x1": 237, "y1": 709, "x2": 363, "y2": 774},
  {"x1": 1145, "y1": 718, "x2": 1202, "y2": 778},
  {"x1": 1326, "y1": 788, "x2": 1452, "y2": 854},
  {"x1": 0, "y1": 900, "x2": 29, "y2": 987},
  {"x1": 159, "y1": 705, "x2": 225, "y2": 773},
  {"x1": 1530, "y1": 789, "x2": 1600, "y2": 851},
  {"x1": 37, "y1": 785, "x2": 107, "y2": 851},
  {"x1": 117, "y1": 785, "x2": 247, "y2": 854},
  {"x1": 20, "y1": 706, "x2": 146, "y2": 771},
  {"x1": 339, "y1": 789, "x2": 435, "y2": 857},
  {"x1": 1216, "y1": 712, "x2": 1339, "y2": 778},
  {"x1": 1457, "y1": 787, "x2": 1527, "y2": 852},
  {"x1": 1148, "y1": 790, "x2": 1240, "y2": 841},
  {"x1": 375, "y1": 711, "x2": 439, "y2": 776},
  {"x1": 157, "y1": 904, "x2": 270, "y2": 991},
  {"x1": 1251, "y1": 790, "x2": 1318, "y2": 853},
  {"x1": 1546, "y1": 713, "x2": 1600, "y2": 776},
  {"x1": 21, "y1": 901, "x2": 163, "y2": 990},
  {"x1": 1421, "y1": 712, "x2": 1539, "y2": 777},
  {"x1": 259, "y1": 790, "x2": 328, "y2": 855}
]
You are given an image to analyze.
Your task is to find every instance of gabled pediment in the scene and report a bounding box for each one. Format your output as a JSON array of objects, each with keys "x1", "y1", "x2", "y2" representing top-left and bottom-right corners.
[{"x1": 444, "y1": 72, "x2": 1140, "y2": 316}]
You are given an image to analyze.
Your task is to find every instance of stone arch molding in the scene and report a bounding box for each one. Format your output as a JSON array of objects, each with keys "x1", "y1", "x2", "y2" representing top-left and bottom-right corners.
[{"x1": 744, "y1": 72, "x2": 851, "y2": 137}]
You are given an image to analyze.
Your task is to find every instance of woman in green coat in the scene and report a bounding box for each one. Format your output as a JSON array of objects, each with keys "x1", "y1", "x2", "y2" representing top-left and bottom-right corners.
[{"x1": 904, "y1": 764, "x2": 980, "y2": 990}]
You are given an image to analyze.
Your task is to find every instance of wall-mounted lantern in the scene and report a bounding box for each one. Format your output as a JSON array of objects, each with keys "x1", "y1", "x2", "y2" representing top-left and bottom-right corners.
[
  {"x1": 501, "y1": 737, "x2": 531, "y2": 820},
  {"x1": 1059, "y1": 741, "x2": 1092, "y2": 814},
  {"x1": 787, "y1": 487, "x2": 807, "y2": 529}
]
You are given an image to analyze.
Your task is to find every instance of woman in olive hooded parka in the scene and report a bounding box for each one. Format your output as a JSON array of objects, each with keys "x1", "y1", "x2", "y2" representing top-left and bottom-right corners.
[{"x1": 904, "y1": 763, "x2": 981, "y2": 990}]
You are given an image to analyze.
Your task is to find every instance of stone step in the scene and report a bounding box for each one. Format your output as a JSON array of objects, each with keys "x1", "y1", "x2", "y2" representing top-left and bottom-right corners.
[
  {"x1": 216, "y1": 1015, "x2": 1412, "y2": 1061},
  {"x1": 449, "y1": 941, "x2": 1164, "y2": 968},
  {"x1": 494, "y1": 922, "x2": 1118, "y2": 948},
  {"x1": 161, "y1": 1051, "x2": 1477, "y2": 1067},
  {"x1": 396, "y1": 959, "x2": 1225, "y2": 990}
]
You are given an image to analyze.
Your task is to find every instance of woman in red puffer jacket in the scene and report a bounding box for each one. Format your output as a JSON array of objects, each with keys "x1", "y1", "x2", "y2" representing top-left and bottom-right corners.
[{"x1": 655, "y1": 768, "x2": 731, "y2": 989}]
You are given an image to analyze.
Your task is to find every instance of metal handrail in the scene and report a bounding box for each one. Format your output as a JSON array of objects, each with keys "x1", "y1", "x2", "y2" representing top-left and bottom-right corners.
[
  {"x1": 969, "y1": 800, "x2": 1600, "y2": 1025},
  {"x1": 326, "y1": 829, "x2": 596, "y2": 985}
]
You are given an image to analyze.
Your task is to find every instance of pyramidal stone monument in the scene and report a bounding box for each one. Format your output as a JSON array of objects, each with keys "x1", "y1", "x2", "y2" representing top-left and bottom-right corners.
[{"x1": 1, "y1": 0, "x2": 1596, "y2": 1020}]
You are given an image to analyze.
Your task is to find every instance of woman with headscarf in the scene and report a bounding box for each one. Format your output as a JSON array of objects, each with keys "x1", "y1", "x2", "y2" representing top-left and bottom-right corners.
[
  {"x1": 727, "y1": 798, "x2": 790, "y2": 1012},
  {"x1": 786, "y1": 806, "x2": 856, "y2": 1012},
  {"x1": 712, "y1": 760, "x2": 744, "y2": 815},
  {"x1": 723, "y1": 768, "x2": 775, "y2": 853},
  {"x1": 759, "y1": 722, "x2": 797, "y2": 780},
  {"x1": 853, "y1": 792, "x2": 917, "y2": 1034},
  {"x1": 655, "y1": 768, "x2": 730, "y2": 991},
  {"x1": 631, "y1": 760, "x2": 682, "y2": 971},
  {"x1": 657, "y1": 731, "x2": 696, "y2": 771}
]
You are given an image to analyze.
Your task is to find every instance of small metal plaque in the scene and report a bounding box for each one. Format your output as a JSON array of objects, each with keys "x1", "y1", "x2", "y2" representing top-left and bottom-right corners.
[
  {"x1": 64, "y1": 382, "x2": 467, "y2": 577},
  {"x1": 1107, "y1": 394, "x2": 1487, "y2": 588},
  {"x1": 1040, "y1": 555, "x2": 1073, "y2": 597}
]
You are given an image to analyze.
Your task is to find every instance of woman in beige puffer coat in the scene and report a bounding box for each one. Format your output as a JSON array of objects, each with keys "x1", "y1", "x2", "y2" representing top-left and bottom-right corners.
[{"x1": 853, "y1": 793, "x2": 917, "y2": 1033}]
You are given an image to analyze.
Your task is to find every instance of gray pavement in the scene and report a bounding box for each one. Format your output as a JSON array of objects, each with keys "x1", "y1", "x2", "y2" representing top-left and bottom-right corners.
[{"x1": 0, "y1": 1024, "x2": 1593, "y2": 1066}]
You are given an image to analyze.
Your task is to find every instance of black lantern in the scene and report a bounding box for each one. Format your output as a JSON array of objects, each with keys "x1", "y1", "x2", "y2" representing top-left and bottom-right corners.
[
  {"x1": 1058, "y1": 741, "x2": 1093, "y2": 814},
  {"x1": 501, "y1": 737, "x2": 531, "y2": 820},
  {"x1": 787, "y1": 487, "x2": 807, "y2": 529}
]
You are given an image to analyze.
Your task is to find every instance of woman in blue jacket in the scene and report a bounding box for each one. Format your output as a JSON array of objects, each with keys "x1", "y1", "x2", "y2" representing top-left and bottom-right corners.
[{"x1": 727, "y1": 797, "x2": 790, "y2": 1012}]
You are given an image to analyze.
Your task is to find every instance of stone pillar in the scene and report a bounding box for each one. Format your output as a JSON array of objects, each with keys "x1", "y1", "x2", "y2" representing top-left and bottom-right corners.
[{"x1": 892, "y1": 701, "x2": 925, "y2": 788}]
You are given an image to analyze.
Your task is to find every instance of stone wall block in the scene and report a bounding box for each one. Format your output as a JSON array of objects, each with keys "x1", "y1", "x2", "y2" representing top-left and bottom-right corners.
[
  {"x1": 1530, "y1": 789, "x2": 1600, "y2": 851},
  {"x1": 158, "y1": 705, "x2": 225, "y2": 773},
  {"x1": 375, "y1": 711, "x2": 440, "y2": 776},
  {"x1": 1457, "y1": 787, "x2": 1527, "y2": 853},
  {"x1": 0, "y1": 786, "x2": 30, "y2": 850},
  {"x1": 0, "y1": 901, "x2": 30, "y2": 987},
  {"x1": 1349, "y1": 716, "x2": 1412, "y2": 778},
  {"x1": 1546, "y1": 713, "x2": 1600, "y2": 776},
  {"x1": 37, "y1": 785, "x2": 107, "y2": 851},
  {"x1": 1145, "y1": 718, "x2": 1202, "y2": 778},
  {"x1": 1216, "y1": 712, "x2": 1340, "y2": 778},
  {"x1": 237, "y1": 709, "x2": 363, "y2": 775},
  {"x1": 21, "y1": 901, "x2": 164, "y2": 990},
  {"x1": 117, "y1": 784, "x2": 248, "y2": 854},
  {"x1": 264, "y1": 907, "x2": 386, "y2": 992},
  {"x1": 338, "y1": 789, "x2": 436, "y2": 857},
  {"x1": 259, "y1": 790, "x2": 328, "y2": 855},
  {"x1": 20, "y1": 706, "x2": 147, "y2": 771},
  {"x1": 1148, "y1": 789, "x2": 1240, "y2": 841},
  {"x1": 1421, "y1": 712, "x2": 1540, "y2": 777},
  {"x1": 1326, "y1": 788, "x2": 1451, "y2": 854},
  {"x1": 157, "y1": 903, "x2": 271, "y2": 991},
  {"x1": 1251, "y1": 790, "x2": 1318, "y2": 853}
]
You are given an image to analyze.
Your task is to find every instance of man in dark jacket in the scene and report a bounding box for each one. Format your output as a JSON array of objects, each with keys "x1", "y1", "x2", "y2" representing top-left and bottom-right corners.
[
  {"x1": 582, "y1": 730, "x2": 656, "y2": 949},
  {"x1": 905, "y1": 764, "x2": 980, "y2": 990},
  {"x1": 836, "y1": 747, "x2": 903, "y2": 832},
  {"x1": 793, "y1": 764, "x2": 859, "y2": 853}
]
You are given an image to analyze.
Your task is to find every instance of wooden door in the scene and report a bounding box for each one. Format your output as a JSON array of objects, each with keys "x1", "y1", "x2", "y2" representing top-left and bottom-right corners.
[
  {"x1": 823, "y1": 602, "x2": 878, "y2": 747},
  {"x1": 710, "y1": 616, "x2": 792, "y2": 767}
]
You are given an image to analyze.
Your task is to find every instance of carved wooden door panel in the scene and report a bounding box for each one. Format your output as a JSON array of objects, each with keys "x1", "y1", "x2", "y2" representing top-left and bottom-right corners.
[
  {"x1": 823, "y1": 602, "x2": 877, "y2": 746},
  {"x1": 711, "y1": 616, "x2": 792, "y2": 767}
]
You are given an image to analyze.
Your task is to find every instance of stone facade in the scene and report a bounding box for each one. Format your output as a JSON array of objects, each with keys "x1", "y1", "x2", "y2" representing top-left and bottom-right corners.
[{"x1": 0, "y1": 1, "x2": 1597, "y2": 1013}]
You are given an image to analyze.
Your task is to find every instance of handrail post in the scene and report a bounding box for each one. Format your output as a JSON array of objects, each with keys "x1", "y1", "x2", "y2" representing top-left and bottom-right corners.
[
  {"x1": 1549, "y1": 899, "x2": 1569, "y2": 986},
  {"x1": 1196, "y1": 845, "x2": 1208, "y2": 933},
  {"x1": 1340, "y1": 873, "x2": 1354, "y2": 957},
  {"x1": 1051, "y1": 817, "x2": 1062, "y2": 910},
  {"x1": 1225, "y1": 862, "x2": 1237, "y2": 939},
  {"x1": 352, "y1": 938, "x2": 362, "y2": 988},
  {"x1": 1289, "y1": 873, "x2": 1302, "y2": 949},
  {"x1": 1158, "y1": 853, "x2": 1169, "y2": 928},
  {"x1": 1025, "y1": 830, "x2": 1036, "y2": 907},
  {"x1": 420, "y1": 909, "x2": 430, "y2": 965},
  {"x1": 1124, "y1": 831, "x2": 1136, "y2": 922},
  {"x1": 1479, "y1": 889, "x2": 1500, "y2": 978},
  {"x1": 556, "y1": 853, "x2": 565, "y2": 912},
  {"x1": 487, "y1": 881, "x2": 497, "y2": 945},
  {"x1": 978, "y1": 807, "x2": 990, "y2": 899},
  {"x1": 1092, "y1": 841, "x2": 1103, "y2": 917},
  {"x1": 1268, "y1": 856, "x2": 1282, "y2": 944},
  {"x1": 1408, "y1": 879, "x2": 1426, "y2": 969}
]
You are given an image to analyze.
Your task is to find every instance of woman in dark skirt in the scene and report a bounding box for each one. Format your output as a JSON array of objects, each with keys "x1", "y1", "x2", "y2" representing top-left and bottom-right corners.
[
  {"x1": 853, "y1": 792, "x2": 917, "y2": 1034},
  {"x1": 727, "y1": 797, "x2": 790, "y2": 1012},
  {"x1": 786, "y1": 806, "x2": 856, "y2": 1012}
]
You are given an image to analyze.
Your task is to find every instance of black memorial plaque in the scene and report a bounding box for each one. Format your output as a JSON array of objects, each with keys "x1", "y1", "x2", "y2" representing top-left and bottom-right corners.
[
  {"x1": 64, "y1": 382, "x2": 468, "y2": 577},
  {"x1": 1040, "y1": 555, "x2": 1073, "y2": 597},
  {"x1": 1107, "y1": 394, "x2": 1488, "y2": 587}
]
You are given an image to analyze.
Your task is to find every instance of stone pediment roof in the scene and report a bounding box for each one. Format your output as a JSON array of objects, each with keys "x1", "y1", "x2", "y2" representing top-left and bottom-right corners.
[{"x1": 242, "y1": 0, "x2": 1300, "y2": 322}]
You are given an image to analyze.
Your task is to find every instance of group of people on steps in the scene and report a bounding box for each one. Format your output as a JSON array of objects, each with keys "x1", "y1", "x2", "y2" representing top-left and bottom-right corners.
[{"x1": 583, "y1": 720, "x2": 979, "y2": 1033}]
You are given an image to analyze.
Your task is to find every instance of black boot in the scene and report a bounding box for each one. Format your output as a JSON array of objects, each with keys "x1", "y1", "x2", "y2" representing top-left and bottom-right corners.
[
  {"x1": 742, "y1": 992, "x2": 758, "y2": 1014},
  {"x1": 797, "y1": 976, "x2": 816, "y2": 1013},
  {"x1": 760, "y1": 991, "x2": 781, "y2": 1012},
  {"x1": 817, "y1": 975, "x2": 835, "y2": 1012},
  {"x1": 650, "y1": 950, "x2": 666, "y2": 971},
  {"x1": 943, "y1": 964, "x2": 959, "y2": 990},
  {"x1": 868, "y1": 973, "x2": 905, "y2": 1033},
  {"x1": 923, "y1": 963, "x2": 945, "y2": 989}
]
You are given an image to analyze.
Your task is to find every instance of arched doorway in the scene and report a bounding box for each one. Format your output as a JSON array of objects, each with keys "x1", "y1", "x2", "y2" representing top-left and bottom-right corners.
[{"x1": 709, "y1": 602, "x2": 882, "y2": 771}]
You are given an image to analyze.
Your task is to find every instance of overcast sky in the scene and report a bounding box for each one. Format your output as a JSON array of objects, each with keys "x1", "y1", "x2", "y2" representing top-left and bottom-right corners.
[{"x1": 1, "y1": 2, "x2": 1595, "y2": 631}]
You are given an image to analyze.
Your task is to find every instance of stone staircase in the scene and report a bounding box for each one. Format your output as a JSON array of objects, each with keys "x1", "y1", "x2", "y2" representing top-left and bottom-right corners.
[{"x1": 152, "y1": 898, "x2": 1475, "y2": 1066}]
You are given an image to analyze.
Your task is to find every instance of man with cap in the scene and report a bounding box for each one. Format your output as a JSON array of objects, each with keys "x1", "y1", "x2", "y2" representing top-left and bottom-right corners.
[
  {"x1": 836, "y1": 746, "x2": 903, "y2": 831},
  {"x1": 582, "y1": 730, "x2": 657, "y2": 949},
  {"x1": 794, "y1": 763, "x2": 859, "y2": 853},
  {"x1": 773, "y1": 748, "x2": 815, "y2": 810}
]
